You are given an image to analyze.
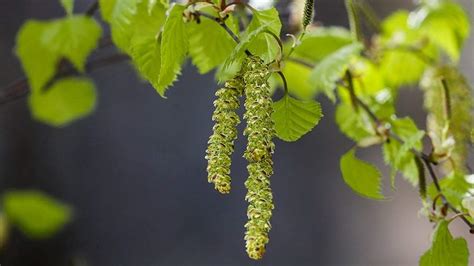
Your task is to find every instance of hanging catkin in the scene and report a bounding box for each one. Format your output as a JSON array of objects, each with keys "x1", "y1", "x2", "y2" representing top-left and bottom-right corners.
[
  {"x1": 205, "y1": 77, "x2": 243, "y2": 194},
  {"x1": 242, "y1": 56, "x2": 276, "y2": 260},
  {"x1": 302, "y1": 0, "x2": 315, "y2": 29}
]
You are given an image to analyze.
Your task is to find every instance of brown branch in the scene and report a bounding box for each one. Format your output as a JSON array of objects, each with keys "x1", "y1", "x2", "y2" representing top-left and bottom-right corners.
[
  {"x1": 85, "y1": 1, "x2": 99, "y2": 17},
  {"x1": 0, "y1": 54, "x2": 129, "y2": 105}
]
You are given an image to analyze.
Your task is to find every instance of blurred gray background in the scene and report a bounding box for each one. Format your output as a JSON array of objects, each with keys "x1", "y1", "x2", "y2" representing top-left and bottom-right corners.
[{"x1": 0, "y1": 0, "x2": 472, "y2": 265}]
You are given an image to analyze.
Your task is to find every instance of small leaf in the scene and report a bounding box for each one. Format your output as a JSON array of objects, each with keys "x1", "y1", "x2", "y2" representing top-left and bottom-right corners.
[
  {"x1": 382, "y1": 140, "x2": 420, "y2": 187},
  {"x1": 42, "y1": 16, "x2": 102, "y2": 71},
  {"x1": 157, "y1": 4, "x2": 188, "y2": 96},
  {"x1": 128, "y1": 0, "x2": 167, "y2": 89},
  {"x1": 60, "y1": 0, "x2": 74, "y2": 15},
  {"x1": 15, "y1": 16, "x2": 101, "y2": 91},
  {"x1": 383, "y1": 117, "x2": 425, "y2": 186},
  {"x1": 98, "y1": 0, "x2": 117, "y2": 22},
  {"x1": 340, "y1": 149, "x2": 384, "y2": 200},
  {"x1": 187, "y1": 17, "x2": 236, "y2": 74},
  {"x1": 309, "y1": 43, "x2": 363, "y2": 101},
  {"x1": 291, "y1": 26, "x2": 352, "y2": 62},
  {"x1": 272, "y1": 94, "x2": 322, "y2": 141},
  {"x1": 221, "y1": 23, "x2": 271, "y2": 80},
  {"x1": 419, "y1": 220, "x2": 469, "y2": 266},
  {"x1": 105, "y1": 0, "x2": 140, "y2": 52},
  {"x1": 335, "y1": 103, "x2": 373, "y2": 142},
  {"x1": 15, "y1": 21, "x2": 59, "y2": 91},
  {"x1": 280, "y1": 60, "x2": 313, "y2": 99},
  {"x1": 3, "y1": 190, "x2": 72, "y2": 239},
  {"x1": 409, "y1": 1, "x2": 470, "y2": 62},
  {"x1": 379, "y1": 11, "x2": 434, "y2": 87},
  {"x1": 428, "y1": 172, "x2": 471, "y2": 209},
  {"x1": 246, "y1": 7, "x2": 282, "y2": 62},
  {"x1": 29, "y1": 78, "x2": 97, "y2": 127}
]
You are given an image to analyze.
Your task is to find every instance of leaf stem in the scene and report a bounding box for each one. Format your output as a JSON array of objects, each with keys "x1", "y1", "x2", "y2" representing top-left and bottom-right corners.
[{"x1": 276, "y1": 71, "x2": 289, "y2": 95}]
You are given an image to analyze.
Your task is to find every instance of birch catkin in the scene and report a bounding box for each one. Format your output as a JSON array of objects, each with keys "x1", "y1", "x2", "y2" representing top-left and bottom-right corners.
[
  {"x1": 242, "y1": 56, "x2": 276, "y2": 260},
  {"x1": 302, "y1": 0, "x2": 315, "y2": 29},
  {"x1": 205, "y1": 77, "x2": 243, "y2": 194}
]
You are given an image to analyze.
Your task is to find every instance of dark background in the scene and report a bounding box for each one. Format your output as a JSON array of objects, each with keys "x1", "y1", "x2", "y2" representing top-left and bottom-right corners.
[{"x1": 0, "y1": 0, "x2": 472, "y2": 265}]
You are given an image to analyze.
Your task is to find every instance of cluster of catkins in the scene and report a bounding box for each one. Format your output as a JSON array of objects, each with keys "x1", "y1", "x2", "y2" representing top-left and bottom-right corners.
[{"x1": 205, "y1": 56, "x2": 275, "y2": 260}]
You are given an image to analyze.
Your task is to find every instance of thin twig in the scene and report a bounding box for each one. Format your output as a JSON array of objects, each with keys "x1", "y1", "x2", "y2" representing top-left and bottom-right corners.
[
  {"x1": 0, "y1": 54, "x2": 129, "y2": 105},
  {"x1": 345, "y1": 70, "x2": 359, "y2": 111},
  {"x1": 342, "y1": 73, "x2": 474, "y2": 232},
  {"x1": 85, "y1": 1, "x2": 99, "y2": 17},
  {"x1": 287, "y1": 57, "x2": 315, "y2": 68}
]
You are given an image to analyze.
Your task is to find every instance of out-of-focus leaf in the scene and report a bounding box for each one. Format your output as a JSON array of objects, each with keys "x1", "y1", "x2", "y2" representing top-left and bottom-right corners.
[
  {"x1": 3, "y1": 190, "x2": 72, "y2": 239},
  {"x1": 29, "y1": 78, "x2": 97, "y2": 127},
  {"x1": 309, "y1": 43, "x2": 363, "y2": 101},
  {"x1": 409, "y1": 1, "x2": 470, "y2": 62},
  {"x1": 291, "y1": 26, "x2": 352, "y2": 62}
]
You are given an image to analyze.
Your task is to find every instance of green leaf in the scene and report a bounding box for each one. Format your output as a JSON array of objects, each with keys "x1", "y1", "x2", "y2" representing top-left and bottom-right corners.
[
  {"x1": 157, "y1": 4, "x2": 188, "y2": 96},
  {"x1": 419, "y1": 220, "x2": 469, "y2": 266},
  {"x1": 383, "y1": 117, "x2": 425, "y2": 186},
  {"x1": 98, "y1": 0, "x2": 117, "y2": 22},
  {"x1": 15, "y1": 17, "x2": 101, "y2": 91},
  {"x1": 391, "y1": 117, "x2": 424, "y2": 147},
  {"x1": 246, "y1": 8, "x2": 282, "y2": 62},
  {"x1": 291, "y1": 26, "x2": 352, "y2": 62},
  {"x1": 383, "y1": 140, "x2": 420, "y2": 187},
  {"x1": 428, "y1": 172, "x2": 471, "y2": 209},
  {"x1": 379, "y1": 11, "x2": 433, "y2": 87},
  {"x1": 187, "y1": 17, "x2": 236, "y2": 74},
  {"x1": 15, "y1": 21, "x2": 60, "y2": 91},
  {"x1": 340, "y1": 149, "x2": 384, "y2": 200},
  {"x1": 60, "y1": 0, "x2": 74, "y2": 15},
  {"x1": 335, "y1": 103, "x2": 374, "y2": 142},
  {"x1": 105, "y1": 0, "x2": 140, "y2": 52},
  {"x1": 221, "y1": 23, "x2": 271, "y2": 80},
  {"x1": 128, "y1": 1, "x2": 167, "y2": 90},
  {"x1": 380, "y1": 50, "x2": 428, "y2": 87},
  {"x1": 29, "y1": 78, "x2": 97, "y2": 127},
  {"x1": 280, "y1": 60, "x2": 314, "y2": 99},
  {"x1": 42, "y1": 16, "x2": 102, "y2": 71},
  {"x1": 309, "y1": 43, "x2": 363, "y2": 101},
  {"x1": 409, "y1": 1, "x2": 470, "y2": 62},
  {"x1": 3, "y1": 190, "x2": 72, "y2": 239},
  {"x1": 272, "y1": 94, "x2": 322, "y2": 142}
]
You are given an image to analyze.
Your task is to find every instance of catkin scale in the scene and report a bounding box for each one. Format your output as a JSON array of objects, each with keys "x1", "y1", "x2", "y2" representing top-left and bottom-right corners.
[
  {"x1": 242, "y1": 56, "x2": 275, "y2": 260},
  {"x1": 205, "y1": 77, "x2": 243, "y2": 194},
  {"x1": 302, "y1": 0, "x2": 315, "y2": 29}
]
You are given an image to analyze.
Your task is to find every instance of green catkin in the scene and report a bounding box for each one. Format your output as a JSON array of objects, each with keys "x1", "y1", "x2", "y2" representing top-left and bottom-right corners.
[
  {"x1": 242, "y1": 56, "x2": 276, "y2": 260},
  {"x1": 302, "y1": 0, "x2": 315, "y2": 29},
  {"x1": 205, "y1": 77, "x2": 243, "y2": 194}
]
